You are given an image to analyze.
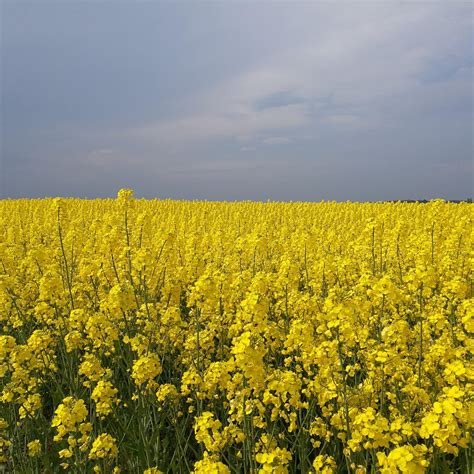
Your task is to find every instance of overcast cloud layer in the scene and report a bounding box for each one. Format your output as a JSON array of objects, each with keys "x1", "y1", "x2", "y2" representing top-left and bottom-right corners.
[{"x1": 1, "y1": 1, "x2": 472, "y2": 201}]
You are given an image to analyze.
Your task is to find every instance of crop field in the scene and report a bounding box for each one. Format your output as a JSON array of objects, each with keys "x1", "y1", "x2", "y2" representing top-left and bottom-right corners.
[{"x1": 0, "y1": 190, "x2": 472, "y2": 473}]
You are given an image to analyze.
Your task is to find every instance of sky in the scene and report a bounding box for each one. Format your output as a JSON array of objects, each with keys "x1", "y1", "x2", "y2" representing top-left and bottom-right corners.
[{"x1": 1, "y1": 1, "x2": 472, "y2": 201}]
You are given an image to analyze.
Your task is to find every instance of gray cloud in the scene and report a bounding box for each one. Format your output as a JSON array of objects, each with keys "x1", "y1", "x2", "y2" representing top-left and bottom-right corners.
[
  {"x1": 262, "y1": 137, "x2": 292, "y2": 146},
  {"x1": 1, "y1": 1, "x2": 472, "y2": 200},
  {"x1": 254, "y1": 91, "x2": 306, "y2": 111}
]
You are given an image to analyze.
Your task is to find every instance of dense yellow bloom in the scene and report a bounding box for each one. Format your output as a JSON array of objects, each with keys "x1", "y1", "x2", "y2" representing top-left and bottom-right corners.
[
  {"x1": 79, "y1": 353, "x2": 112, "y2": 387},
  {"x1": 27, "y1": 439, "x2": 42, "y2": 457},
  {"x1": 312, "y1": 454, "x2": 336, "y2": 473},
  {"x1": 194, "y1": 412, "x2": 226, "y2": 452},
  {"x1": 0, "y1": 418, "x2": 11, "y2": 463},
  {"x1": 192, "y1": 451, "x2": 230, "y2": 473},
  {"x1": 256, "y1": 446, "x2": 292, "y2": 473},
  {"x1": 0, "y1": 194, "x2": 471, "y2": 472},
  {"x1": 348, "y1": 407, "x2": 391, "y2": 451},
  {"x1": 52, "y1": 397, "x2": 89, "y2": 443},
  {"x1": 132, "y1": 354, "x2": 162, "y2": 389},
  {"x1": 19, "y1": 393, "x2": 42, "y2": 419},
  {"x1": 92, "y1": 380, "x2": 120, "y2": 418},
  {"x1": 117, "y1": 188, "x2": 134, "y2": 203},
  {"x1": 156, "y1": 383, "x2": 179, "y2": 403},
  {"x1": 89, "y1": 433, "x2": 118, "y2": 460},
  {"x1": 419, "y1": 386, "x2": 468, "y2": 454},
  {"x1": 376, "y1": 444, "x2": 429, "y2": 473}
]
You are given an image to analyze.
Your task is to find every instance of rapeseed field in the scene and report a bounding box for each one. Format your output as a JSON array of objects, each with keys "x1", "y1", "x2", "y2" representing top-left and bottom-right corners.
[{"x1": 0, "y1": 190, "x2": 472, "y2": 473}]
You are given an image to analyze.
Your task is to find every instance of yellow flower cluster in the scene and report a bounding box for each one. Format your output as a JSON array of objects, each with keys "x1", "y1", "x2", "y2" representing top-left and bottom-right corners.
[
  {"x1": 27, "y1": 439, "x2": 42, "y2": 458},
  {"x1": 376, "y1": 444, "x2": 429, "y2": 474},
  {"x1": 132, "y1": 354, "x2": 163, "y2": 390},
  {"x1": 89, "y1": 433, "x2": 118, "y2": 460},
  {"x1": 0, "y1": 192, "x2": 472, "y2": 472},
  {"x1": 92, "y1": 380, "x2": 120, "y2": 418},
  {"x1": 256, "y1": 446, "x2": 292, "y2": 473},
  {"x1": 192, "y1": 451, "x2": 230, "y2": 474},
  {"x1": 52, "y1": 396, "x2": 91, "y2": 461}
]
